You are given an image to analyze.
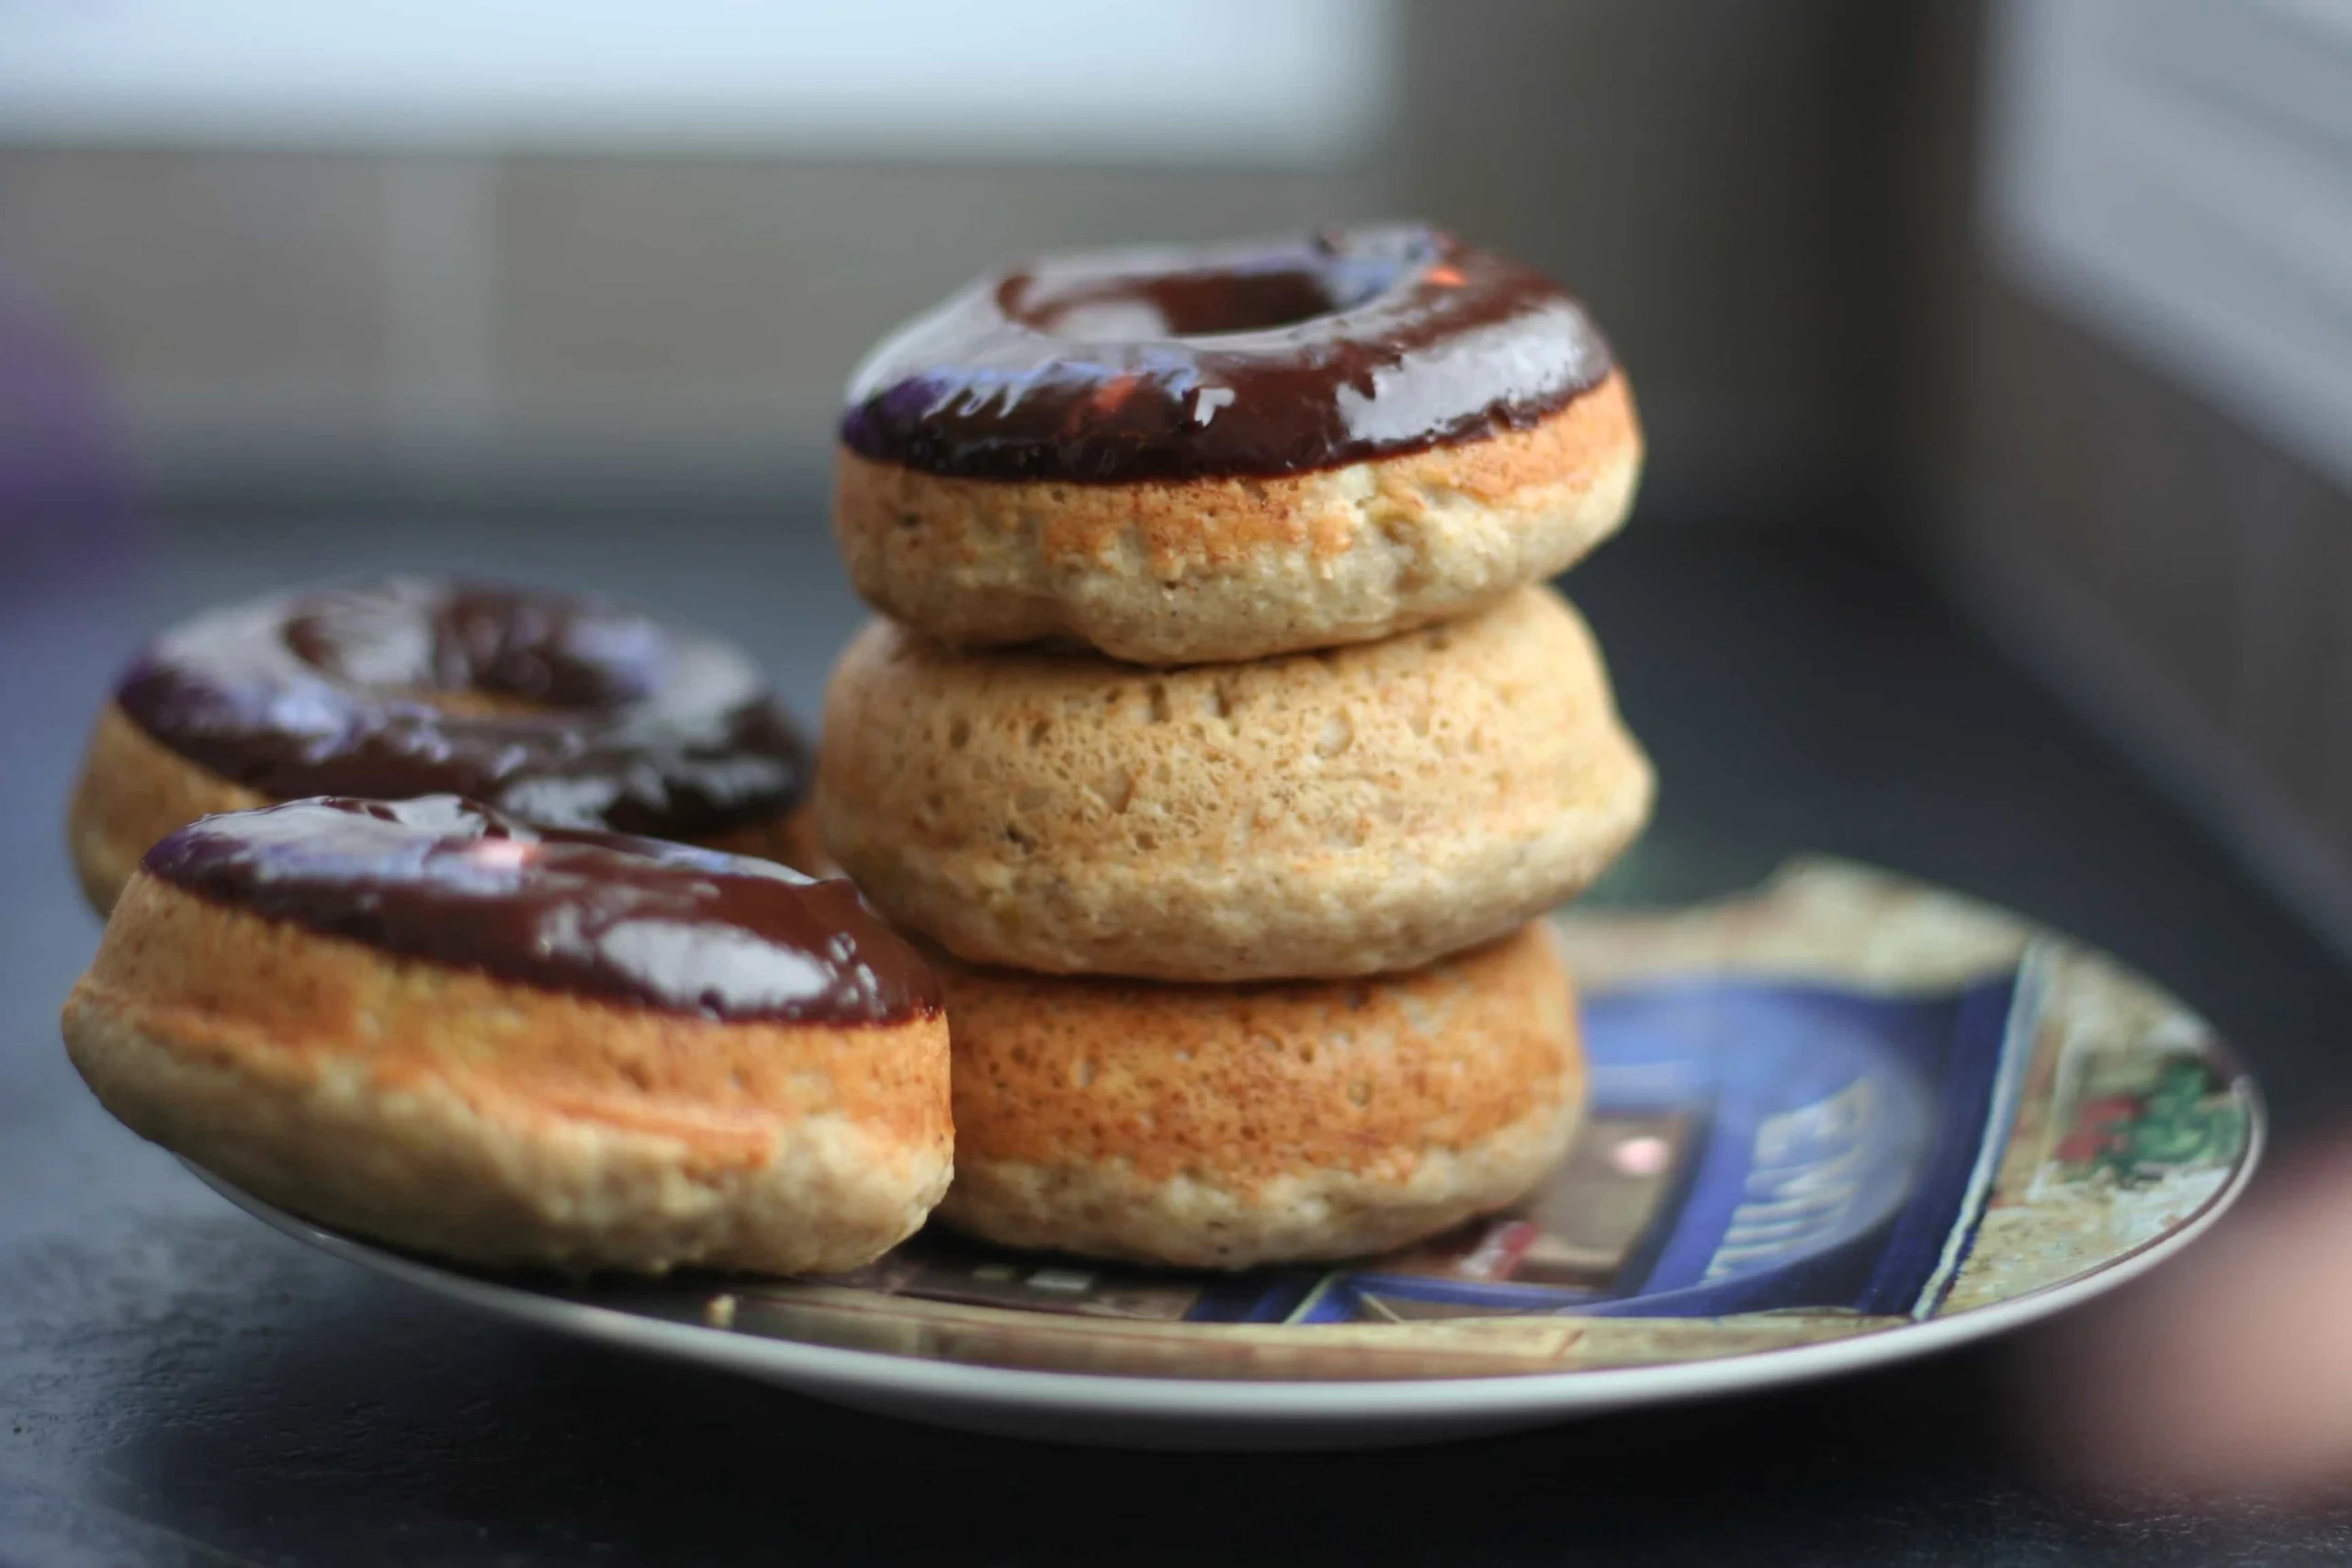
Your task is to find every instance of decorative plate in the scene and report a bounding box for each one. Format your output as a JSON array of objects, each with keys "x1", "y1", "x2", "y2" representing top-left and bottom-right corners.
[{"x1": 191, "y1": 860, "x2": 2262, "y2": 1449}]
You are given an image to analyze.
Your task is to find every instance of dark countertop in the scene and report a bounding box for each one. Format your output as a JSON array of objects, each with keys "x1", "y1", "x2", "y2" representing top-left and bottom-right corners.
[{"x1": 6, "y1": 510, "x2": 2352, "y2": 1565}]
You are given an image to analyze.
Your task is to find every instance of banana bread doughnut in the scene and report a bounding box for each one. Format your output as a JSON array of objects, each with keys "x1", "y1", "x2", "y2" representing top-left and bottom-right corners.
[
  {"x1": 68, "y1": 579, "x2": 820, "y2": 915},
  {"x1": 818, "y1": 583, "x2": 1652, "y2": 982},
  {"x1": 62, "y1": 795, "x2": 949, "y2": 1277},
  {"x1": 836, "y1": 223, "x2": 1641, "y2": 665},
  {"x1": 936, "y1": 922, "x2": 1582, "y2": 1269}
]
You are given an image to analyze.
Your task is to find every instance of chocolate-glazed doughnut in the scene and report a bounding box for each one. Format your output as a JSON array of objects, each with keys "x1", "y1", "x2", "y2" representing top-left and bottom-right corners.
[
  {"x1": 141, "y1": 795, "x2": 930, "y2": 1023},
  {"x1": 842, "y1": 223, "x2": 1611, "y2": 481},
  {"x1": 67, "y1": 579, "x2": 822, "y2": 914},
  {"x1": 62, "y1": 796, "x2": 951, "y2": 1276},
  {"x1": 833, "y1": 222, "x2": 1644, "y2": 664}
]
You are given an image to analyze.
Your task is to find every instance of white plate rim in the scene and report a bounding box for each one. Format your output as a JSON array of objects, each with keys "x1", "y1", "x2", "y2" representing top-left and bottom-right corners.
[{"x1": 187, "y1": 1074, "x2": 2265, "y2": 1427}]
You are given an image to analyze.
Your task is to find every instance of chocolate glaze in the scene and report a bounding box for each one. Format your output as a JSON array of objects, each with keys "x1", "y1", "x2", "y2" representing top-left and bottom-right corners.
[
  {"x1": 142, "y1": 796, "x2": 940, "y2": 1024},
  {"x1": 840, "y1": 223, "x2": 1613, "y2": 482},
  {"x1": 114, "y1": 581, "x2": 808, "y2": 840}
]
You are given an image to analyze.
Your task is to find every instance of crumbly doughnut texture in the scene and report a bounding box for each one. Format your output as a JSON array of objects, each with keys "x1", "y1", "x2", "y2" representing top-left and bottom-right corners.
[
  {"x1": 936, "y1": 923, "x2": 1583, "y2": 1269},
  {"x1": 62, "y1": 874, "x2": 952, "y2": 1276},
  {"x1": 66, "y1": 700, "x2": 823, "y2": 916},
  {"x1": 818, "y1": 584, "x2": 1653, "y2": 982},
  {"x1": 833, "y1": 371, "x2": 1641, "y2": 665}
]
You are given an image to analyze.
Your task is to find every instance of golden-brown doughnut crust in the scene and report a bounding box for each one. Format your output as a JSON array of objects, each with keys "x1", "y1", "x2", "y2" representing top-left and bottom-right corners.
[
  {"x1": 833, "y1": 370, "x2": 1641, "y2": 665},
  {"x1": 66, "y1": 701, "x2": 823, "y2": 916},
  {"x1": 62, "y1": 873, "x2": 952, "y2": 1276},
  {"x1": 937, "y1": 922, "x2": 1583, "y2": 1269},
  {"x1": 818, "y1": 584, "x2": 1653, "y2": 982},
  {"x1": 68, "y1": 702, "x2": 262, "y2": 916}
]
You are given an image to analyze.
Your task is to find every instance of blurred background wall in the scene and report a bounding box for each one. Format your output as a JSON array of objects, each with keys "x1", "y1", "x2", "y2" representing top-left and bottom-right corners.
[
  {"x1": 5, "y1": 0, "x2": 2351, "y2": 951},
  {"x1": 0, "y1": 0, "x2": 1900, "y2": 521},
  {"x1": 1904, "y1": 0, "x2": 2352, "y2": 947}
]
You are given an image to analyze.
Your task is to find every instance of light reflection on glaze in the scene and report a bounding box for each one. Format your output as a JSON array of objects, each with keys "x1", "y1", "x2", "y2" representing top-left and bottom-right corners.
[
  {"x1": 141, "y1": 796, "x2": 938, "y2": 1025},
  {"x1": 841, "y1": 223, "x2": 1613, "y2": 482},
  {"x1": 114, "y1": 581, "x2": 808, "y2": 840}
]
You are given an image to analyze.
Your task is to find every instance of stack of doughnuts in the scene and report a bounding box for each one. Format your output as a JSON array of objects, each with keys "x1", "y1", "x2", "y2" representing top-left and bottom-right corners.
[
  {"x1": 820, "y1": 224, "x2": 1655, "y2": 1268},
  {"x1": 57, "y1": 223, "x2": 1649, "y2": 1283}
]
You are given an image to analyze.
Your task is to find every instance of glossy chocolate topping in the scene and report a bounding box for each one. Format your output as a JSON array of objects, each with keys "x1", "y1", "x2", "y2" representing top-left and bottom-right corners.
[
  {"x1": 114, "y1": 581, "x2": 808, "y2": 840},
  {"x1": 840, "y1": 223, "x2": 1613, "y2": 482},
  {"x1": 142, "y1": 796, "x2": 939, "y2": 1024}
]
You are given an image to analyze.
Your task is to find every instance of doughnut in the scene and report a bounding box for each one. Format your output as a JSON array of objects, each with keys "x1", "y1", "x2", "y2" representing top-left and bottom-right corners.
[
  {"x1": 936, "y1": 922, "x2": 1582, "y2": 1269},
  {"x1": 835, "y1": 223, "x2": 1641, "y2": 665},
  {"x1": 818, "y1": 583, "x2": 1652, "y2": 982},
  {"x1": 60, "y1": 795, "x2": 950, "y2": 1277},
  {"x1": 67, "y1": 579, "x2": 820, "y2": 915}
]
